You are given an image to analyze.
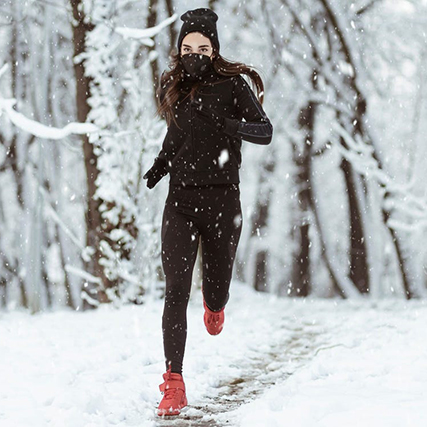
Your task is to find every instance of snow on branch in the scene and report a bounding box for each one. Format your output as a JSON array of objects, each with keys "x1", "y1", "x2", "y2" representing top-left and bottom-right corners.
[
  {"x1": 65, "y1": 264, "x2": 102, "y2": 285},
  {"x1": 332, "y1": 122, "x2": 427, "y2": 228},
  {"x1": 38, "y1": 185, "x2": 85, "y2": 251},
  {"x1": 115, "y1": 13, "x2": 177, "y2": 45},
  {"x1": 0, "y1": 63, "x2": 98, "y2": 139},
  {"x1": 280, "y1": 1, "x2": 358, "y2": 106},
  {"x1": 0, "y1": 63, "x2": 7, "y2": 79},
  {"x1": 281, "y1": 0, "x2": 326, "y2": 64},
  {"x1": 0, "y1": 98, "x2": 99, "y2": 139},
  {"x1": 333, "y1": 122, "x2": 380, "y2": 174},
  {"x1": 386, "y1": 217, "x2": 427, "y2": 232}
]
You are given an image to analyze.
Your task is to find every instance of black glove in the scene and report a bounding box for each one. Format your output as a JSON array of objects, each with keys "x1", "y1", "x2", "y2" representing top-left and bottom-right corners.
[
  {"x1": 192, "y1": 100, "x2": 239, "y2": 136},
  {"x1": 143, "y1": 156, "x2": 167, "y2": 189}
]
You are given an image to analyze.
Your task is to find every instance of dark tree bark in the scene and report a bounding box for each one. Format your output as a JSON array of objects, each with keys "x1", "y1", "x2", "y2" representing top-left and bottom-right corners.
[
  {"x1": 70, "y1": 0, "x2": 111, "y2": 308},
  {"x1": 147, "y1": 0, "x2": 160, "y2": 105},
  {"x1": 249, "y1": 156, "x2": 274, "y2": 292},
  {"x1": 290, "y1": 100, "x2": 315, "y2": 297},
  {"x1": 164, "y1": 0, "x2": 177, "y2": 49},
  {"x1": 208, "y1": 0, "x2": 219, "y2": 11},
  {"x1": 382, "y1": 193, "x2": 413, "y2": 299},
  {"x1": 339, "y1": 156, "x2": 370, "y2": 293},
  {"x1": 321, "y1": 0, "x2": 411, "y2": 297},
  {"x1": 0, "y1": 278, "x2": 5, "y2": 309}
]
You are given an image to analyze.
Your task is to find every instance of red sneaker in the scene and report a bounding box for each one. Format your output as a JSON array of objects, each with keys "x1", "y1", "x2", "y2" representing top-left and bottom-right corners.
[
  {"x1": 157, "y1": 366, "x2": 188, "y2": 416},
  {"x1": 203, "y1": 296, "x2": 225, "y2": 336}
]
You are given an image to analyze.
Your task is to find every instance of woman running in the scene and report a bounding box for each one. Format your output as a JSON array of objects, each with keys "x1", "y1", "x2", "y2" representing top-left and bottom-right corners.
[{"x1": 143, "y1": 7, "x2": 273, "y2": 416}]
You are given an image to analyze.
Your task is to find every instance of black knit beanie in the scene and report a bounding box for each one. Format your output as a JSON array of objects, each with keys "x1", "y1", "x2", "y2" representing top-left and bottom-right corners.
[{"x1": 177, "y1": 8, "x2": 220, "y2": 53}]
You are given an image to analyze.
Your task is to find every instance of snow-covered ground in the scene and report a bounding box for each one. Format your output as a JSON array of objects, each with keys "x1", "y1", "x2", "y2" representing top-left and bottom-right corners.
[{"x1": 1, "y1": 281, "x2": 426, "y2": 427}]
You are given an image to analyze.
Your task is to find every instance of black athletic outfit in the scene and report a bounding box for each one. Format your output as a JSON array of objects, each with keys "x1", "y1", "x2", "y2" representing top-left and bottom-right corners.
[{"x1": 145, "y1": 66, "x2": 273, "y2": 374}]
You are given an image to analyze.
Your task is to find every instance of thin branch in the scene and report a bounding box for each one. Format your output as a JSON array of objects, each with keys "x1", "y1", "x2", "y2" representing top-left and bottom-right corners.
[
  {"x1": 356, "y1": 0, "x2": 383, "y2": 16},
  {"x1": 38, "y1": 185, "x2": 85, "y2": 251},
  {"x1": 280, "y1": 0, "x2": 325, "y2": 65}
]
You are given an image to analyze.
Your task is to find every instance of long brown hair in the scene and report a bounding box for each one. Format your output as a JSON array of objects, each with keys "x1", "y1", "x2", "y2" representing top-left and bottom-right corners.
[{"x1": 156, "y1": 47, "x2": 266, "y2": 127}]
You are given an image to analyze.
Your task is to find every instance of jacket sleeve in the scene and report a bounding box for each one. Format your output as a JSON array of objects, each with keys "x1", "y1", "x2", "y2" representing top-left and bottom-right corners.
[
  {"x1": 150, "y1": 71, "x2": 171, "y2": 174},
  {"x1": 225, "y1": 75, "x2": 273, "y2": 145},
  {"x1": 151, "y1": 130, "x2": 170, "y2": 176}
]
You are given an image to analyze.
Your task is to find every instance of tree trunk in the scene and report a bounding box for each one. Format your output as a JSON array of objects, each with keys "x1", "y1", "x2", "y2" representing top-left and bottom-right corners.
[
  {"x1": 164, "y1": 0, "x2": 177, "y2": 48},
  {"x1": 147, "y1": 0, "x2": 160, "y2": 104},
  {"x1": 70, "y1": 0, "x2": 109, "y2": 308},
  {"x1": 339, "y1": 157, "x2": 370, "y2": 293},
  {"x1": 382, "y1": 194, "x2": 413, "y2": 299},
  {"x1": 249, "y1": 156, "x2": 274, "y2": 292},
  {"x1": 290, "y1": 99, "x2": 315, "y2": 297}
]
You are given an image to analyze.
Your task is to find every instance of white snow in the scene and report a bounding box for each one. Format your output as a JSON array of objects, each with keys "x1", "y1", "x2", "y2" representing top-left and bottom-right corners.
[
  {"x1": 0, "y1": 282, "x2": 426, "y2": 426},
  {"x1": 0, "y1": 87, "x2": 98, "y2": 139},
  {"x1": 115, "y1": 14, "x2": 178, "y2": 42}
]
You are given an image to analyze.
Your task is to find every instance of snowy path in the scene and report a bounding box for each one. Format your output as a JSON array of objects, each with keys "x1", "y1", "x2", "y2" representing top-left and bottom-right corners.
[
  {"x1": 156, "y1": 314, "x2": 326, "y2": 426},
  {"x1": 1, "y1": 282, "x2": 427, "y2": 426}
]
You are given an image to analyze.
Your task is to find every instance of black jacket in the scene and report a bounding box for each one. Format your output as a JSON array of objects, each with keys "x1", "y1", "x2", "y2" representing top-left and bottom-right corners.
[{"x1": 150, "y1": 69, "x2": 273, "y2": 186}]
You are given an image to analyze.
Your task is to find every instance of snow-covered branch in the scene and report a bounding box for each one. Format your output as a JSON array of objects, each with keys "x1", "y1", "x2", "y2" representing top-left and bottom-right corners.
[
  {"x1": 115, "y1": 13, "x2": 177, "y2": 45},
  {"x1": 0, "y1": 64, "x2": 98, "y2": 139},
  {"x1": 38, "y1": 185, "x2": 85, "y2": 251},
  {"x1": 65, "y1": 264, "x2": 102, "y2": 285},
  {"x1": 332, "y1": 122, "x2": 427, "y2": 228}
]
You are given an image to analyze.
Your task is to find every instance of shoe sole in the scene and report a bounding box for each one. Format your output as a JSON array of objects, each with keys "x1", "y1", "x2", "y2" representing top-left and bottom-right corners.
[{"x1": 157, "y1": 398, "x2": 188, "y2": 416}]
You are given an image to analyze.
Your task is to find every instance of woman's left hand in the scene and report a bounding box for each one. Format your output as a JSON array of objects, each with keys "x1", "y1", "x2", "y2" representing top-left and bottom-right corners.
[
  {"x1": 192, "y1": 100, "x2": 225, "y2": 129},
  {"x1": 192, "y1": 100, "x2": 239, "y2": 136}
]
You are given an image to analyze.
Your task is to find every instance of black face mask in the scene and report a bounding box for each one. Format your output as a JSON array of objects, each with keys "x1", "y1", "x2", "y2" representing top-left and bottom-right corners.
[{"x1": 181, "y1": 53, "x2": 214, "y2": 79}]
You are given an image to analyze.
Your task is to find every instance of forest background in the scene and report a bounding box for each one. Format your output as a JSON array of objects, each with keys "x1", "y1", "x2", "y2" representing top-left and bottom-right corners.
[{"x1": 0, "y1": 0, "x2": 426, "y2": 313}]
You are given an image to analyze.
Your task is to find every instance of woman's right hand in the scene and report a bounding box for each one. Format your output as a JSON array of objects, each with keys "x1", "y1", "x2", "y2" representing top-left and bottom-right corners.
[{"x1": 143, "y1": 157, "x2": 168, "y2": 189}]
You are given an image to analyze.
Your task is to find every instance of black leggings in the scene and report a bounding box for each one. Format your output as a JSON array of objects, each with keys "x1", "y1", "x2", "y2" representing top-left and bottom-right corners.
[{"x1": 161, "y1": 182, "x2": 243, "y2": 375}]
